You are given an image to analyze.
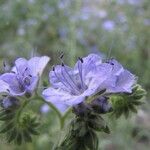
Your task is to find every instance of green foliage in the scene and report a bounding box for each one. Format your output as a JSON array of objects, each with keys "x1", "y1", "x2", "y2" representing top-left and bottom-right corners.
[
  {"x1": 0, "y1": 101, "x2": 40, "y2": 145},
  {"x1": 0, "y1": 0, "x2": 149, "y2": 149},
  {"x1": 110, "y1": 84, "x2": 146, "y2": 118},
  {"x1": 57, "y1": 111, "x2": 110, "y2": 150}
]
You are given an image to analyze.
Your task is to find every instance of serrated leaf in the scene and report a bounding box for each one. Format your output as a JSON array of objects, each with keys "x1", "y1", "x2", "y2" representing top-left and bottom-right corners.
[
  {"x1": 103, "y1": 126, "x2": 110, "y2": 134},
  {"x1": 128, "y1": 105, "x2": 137, "y2": 113},
  {"x1": 132, "y1": 101, "x2": 144, "y2": 106},
  {"x1": 16, "y1": 133, "x2": 22, "y2": 145},
  {"x1": 7, "y1": 128, "x2": 17, "y2": 143},
  {"x1": 88, "y1": 115, "x2": 107, "y2": 133}
]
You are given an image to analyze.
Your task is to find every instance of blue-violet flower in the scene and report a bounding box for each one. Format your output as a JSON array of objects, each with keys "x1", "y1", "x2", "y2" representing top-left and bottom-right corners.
[
  {"x1": 0, "y1": 56, "x2": 50, "y2": 96},
  {"x1": 42, "y1": 54, "x2": 136, "y2": 112}
]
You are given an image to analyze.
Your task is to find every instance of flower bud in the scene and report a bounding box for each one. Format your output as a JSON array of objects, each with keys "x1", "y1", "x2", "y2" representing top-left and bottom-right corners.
[
  {"x1": 1, "y1": 97, "x2": 20, "y2": 110},
  {"x1": 91, "y1": 96, "x2": 112, "y2": 114}
]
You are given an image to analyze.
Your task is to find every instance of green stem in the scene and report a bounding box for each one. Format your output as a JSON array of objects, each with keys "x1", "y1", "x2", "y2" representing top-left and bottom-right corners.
[
  {"x1": 35, "y1": 95, "x2": 65, "y2": 129},
  {"x1": 16, "y1": 99, "x2": 30, "y2": 123},
  {"x1": 16, "y1": 95, "x2": 71, "y2": 130}
]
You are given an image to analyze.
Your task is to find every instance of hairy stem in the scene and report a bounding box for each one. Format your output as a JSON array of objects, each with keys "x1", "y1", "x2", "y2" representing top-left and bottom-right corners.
[
  {"x1": 35, "y1": 95, "x2": 65, "y2": 129},
  {"x1": 16, "y1": 98, "x2": 30, "y2": 123}
]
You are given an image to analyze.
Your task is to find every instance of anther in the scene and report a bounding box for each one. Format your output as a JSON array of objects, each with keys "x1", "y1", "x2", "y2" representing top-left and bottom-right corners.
[
  {"x1": 6, "y1": 89, "x2": 10, "y2": 93},
  {"x1": 3, "y1": 61, "x2": 6, "y2": 67},
  {"x1": 52, "y1": 66, "x2": 55, "y2": 71},
  {"x1": 78, "y1": 57, "x2": 83, "y2": 63},
  {"x1": 25, "y1": 67, "x2": 28, "y2": 71},
  {"x1": 11, "y1": 71, "x2": 16, "y2": 74},
  {"x1": 61, "y1": 62, "x2": 65, "y2": 66},
  {"x1": 59, "y1": 52, "x2": 64, "y2": 59},
  {"x1": 110, "y1": 62, "x2": 114, "y2": 65}
]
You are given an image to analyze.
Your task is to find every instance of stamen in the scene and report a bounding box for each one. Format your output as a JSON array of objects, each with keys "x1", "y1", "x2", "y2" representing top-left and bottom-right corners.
[
  {"x1": 3, "y1": 61, "x2": 7, "y2": 72},
  {"x1": 53, "y1": 66, "x2": 69, "y2": 89},
  {"x1": 52, "y1": 66, "x2": 55, "y2": 71},
  {"x1": 78, "y1": 60, "x2": 86, "y2": 90},
  {"x1": 25, "y1": 67, "x2": 28, "y2": 71},
  {"x1": 29, "y1": 74, "x2": 32, "y2": 77},
  {"x1": 3, "y1": 61, "x2": 6, "y2": 68},
  {"x1": 11, "y1": 71, "x2": 16, "y2": 74},
  {"x1": 61, "y1": 62, "x2": 65, "y2": 66},
  {"x1": 78, "y1": 57, "x2": 84, "y2": 63},
  {"x1": 59, "y1": 52, "x2": 64, "y2": 59},
  {"x1": 61, "y1": 65, "x2": 80, "y2": 94},
  {"x1": 110, "y1": 62, "x2": 114, "y2": 65},
  {"x1": 24, "y1": 77, "x2": 31, "y2": 86},
  {"x1": 6, "y1": 89, "x2": 10, "y2": 93},
  {"x1": 106, "y1": 59, "x2": 114, "y2": 66}
]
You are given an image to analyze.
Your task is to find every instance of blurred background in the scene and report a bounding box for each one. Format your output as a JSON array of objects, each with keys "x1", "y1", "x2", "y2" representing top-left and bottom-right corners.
[{"x1": 0, "y1": 0, "x2": 149, "y2": 149}]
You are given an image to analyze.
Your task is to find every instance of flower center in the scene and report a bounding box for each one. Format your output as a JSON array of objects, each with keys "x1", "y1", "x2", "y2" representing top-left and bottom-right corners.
[
  {"x1": 16, "y1": 67, "x2": 32, "y2": 91},
  {"x1": 53, "y1": 58, "x2": 87, "y2": 95}
]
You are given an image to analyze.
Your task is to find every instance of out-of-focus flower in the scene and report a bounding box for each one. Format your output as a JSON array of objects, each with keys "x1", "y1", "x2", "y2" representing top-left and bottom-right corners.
[
  {"x1": 144, "y1": 19, "x2": 150, "y2": 26},
  {"x1": 91, "y1": 96, "x2": 112, "y2": 114},
  {"x1": 127, "y1": 0, "x2": 141, "y2": 5},
  {"x1": 0, "y1": 56, "x2": 50, "y2": 96},
  {"x1": 27, "y1": 0, "x2": 35, "y2": 4},
  {"x1": 17, "y1": 27, "x2": 26, "y2": 36},
  {"x1": 102, "y1": 20, "x2": 115, "y2": 31},
  {"x1": 97, "y1": 10, "x2": 107, "y2": 19},
  {"x1": 43, "y1": 54, "x2": 136, "y2": 112},
  {"x1": 40, "y1": 104, "x2": 50, "y2": 114},
  {"x1": 1, "y1": 96, "x2": 19, "y2": 109},
  {"x1": 58, "y1": 27, "x2": 68, "y2": 39},
  {"x1": 97, "y1": 58, "x2": 136, "y2": 93}
]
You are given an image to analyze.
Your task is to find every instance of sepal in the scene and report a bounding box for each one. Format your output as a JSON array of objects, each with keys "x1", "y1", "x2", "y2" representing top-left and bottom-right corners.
[
  {"x1": 56, "y1": 104, "x2": 110, "y2": 150},
  {"x1": 110, "y1": 84, "x2": 146, "y2": 118}
]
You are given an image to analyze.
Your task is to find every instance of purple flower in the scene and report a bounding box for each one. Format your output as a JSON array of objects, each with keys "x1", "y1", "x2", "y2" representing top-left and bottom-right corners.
[
  {"x1": 42, "y1": 54, "x2": 136, "y2": 112},
  {"x1": 40, "y1": 104, "x2": 50, "y2": 114},
  {"x1": 102, "y1": 20, "x2": 115, "y2": 31},
  {"x1": 91, "y1": 97, "x2": 112, "y2": 114},
  {"x1": 1, "y1": 97, "x2": 19, "y2": 109},
  {"x1": 0, "y1": 56, "x2": 50, "y2": 96}
]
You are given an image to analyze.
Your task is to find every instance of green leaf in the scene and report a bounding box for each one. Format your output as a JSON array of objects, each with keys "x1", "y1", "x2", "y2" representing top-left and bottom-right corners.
[
  {"x1": 128, "y1": 105, "x2": 137, "y2": 113},
  {"x1": 23, "y1": 130, "x2": 32, "y2": 143},
  {"x1": 0, "y1": 121, "x2": 14, "y2": 133},
  {"x1": 103, "y1": 126, "x2": 110, "y2": 134},
  {"x1": 84, "y1": 131, "x2": 98, "y2": 150},
  {"x1": 7, "y1": 128, "x2": 17, "y2": 143},
  {"x1": 16, "y1": 133, "x2": 22, "y2": 145},
  {"x1": 88, "y1": 115, "x2": 107, "y2": 132},
  {"x1": 0, "y1": 112, "x2": 14, "y2": 121}
]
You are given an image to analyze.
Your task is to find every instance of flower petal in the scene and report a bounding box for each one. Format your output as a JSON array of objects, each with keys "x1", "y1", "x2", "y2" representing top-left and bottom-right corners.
[
  {"x1": 49, "y1": 65, "x2": 79, "y2": 94},
  {"x1": 25, "y1": 76, "x2": 39, "y2": 93},
  {"x1": 74, "y1": 53, "x2": 102, "y2": 77},
  {"x1": 106, "y1": 59, "x2": 124, "y2": 75},
  {"x1": 107, "y1": 70, "x2": 136, "y2": 93},
  {"x1": 0, "y1": 80, "x2": 10, "y2": 94},
  {"x1": 0, "y1": 73, "x2": 25, "y2": 96},
  {"x1": 14, "y1": 58, "x2": 28, "y2": 75},
  {"x1": 42, "y1": 87, "x2": 85, "y2": 109},
  {"x1": 28, "y1": 56, "x2": 50, "y2": 76}
]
